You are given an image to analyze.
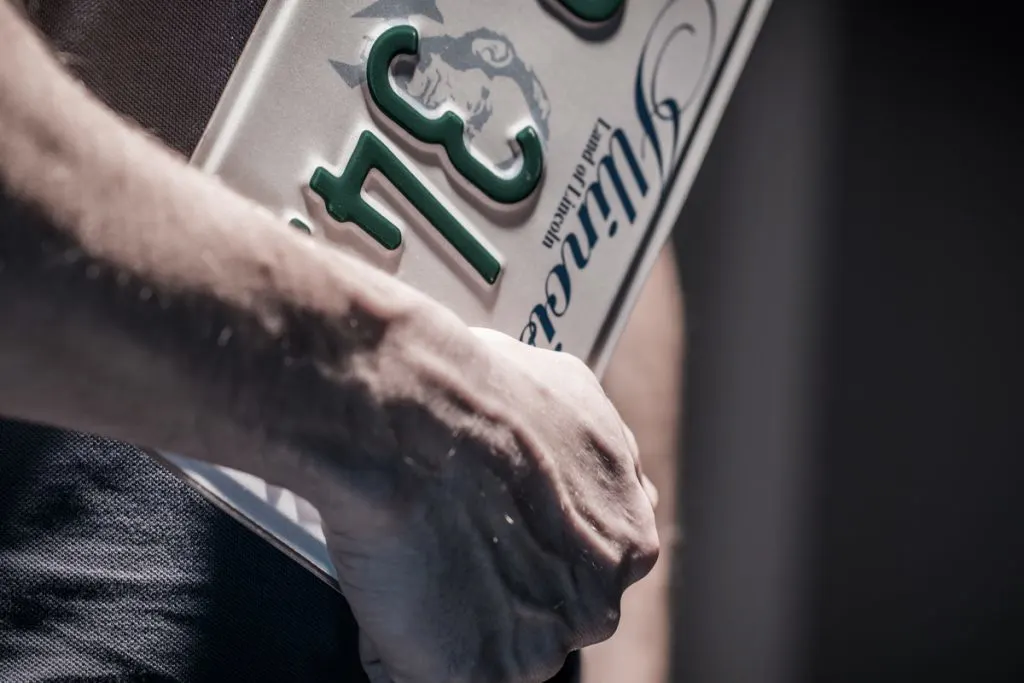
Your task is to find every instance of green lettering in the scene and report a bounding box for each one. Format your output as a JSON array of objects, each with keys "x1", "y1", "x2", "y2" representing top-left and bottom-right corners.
[
  {"x1": 558, "y1": 0, "x2": 625, "y2": 22},
  {"x1": 309, "y1": 130, "x2": 501, "y2": 284},
  {"x1": 365, "y1": 25, "x2": 543, "y2": 205},
  {"x1": 288, "y1": 217, "x2": 312, "y2": 235}
]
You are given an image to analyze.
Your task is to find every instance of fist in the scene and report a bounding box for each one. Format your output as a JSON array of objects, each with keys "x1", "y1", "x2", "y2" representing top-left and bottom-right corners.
[{"x1": 309, "y1": 325, "x2": 659, "y2": 683}]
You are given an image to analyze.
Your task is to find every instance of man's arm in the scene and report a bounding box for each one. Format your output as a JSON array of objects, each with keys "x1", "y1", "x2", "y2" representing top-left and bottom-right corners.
[
  {"x1": 0, "y1": 7, "x2": 659, "y2": 681},
  {"x1": 0, "y1": 1, "x2": 473, "y2": 491}
]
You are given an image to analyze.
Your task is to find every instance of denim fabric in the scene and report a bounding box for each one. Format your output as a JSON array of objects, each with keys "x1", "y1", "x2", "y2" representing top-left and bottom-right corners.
[
  {"x1": 2, "y1": 2, "x2": 581, "y2": 681},
  {"x1": 0, "y1": 422, "x2": 580, "y2": 682},
  {"x1": 0, "y1": 420, "x2": 369, "y2": 682}
]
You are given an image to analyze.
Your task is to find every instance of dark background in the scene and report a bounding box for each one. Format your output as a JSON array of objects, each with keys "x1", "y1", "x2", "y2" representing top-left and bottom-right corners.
[{"x1": 670, "y1": 1, "x2": 1023, "y2": 681}]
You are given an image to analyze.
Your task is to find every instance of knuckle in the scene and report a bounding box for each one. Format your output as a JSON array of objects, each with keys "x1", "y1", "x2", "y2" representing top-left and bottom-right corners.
[
  {"x1": 561, "y1": 560, "x2": 627, "y2": 648},
  {"x1": 625, "y1": 523, "x2": 661, "y2": 586},
  {"x1": 564, "y1": 594, "x2": 621, "y2": 649},
  {"x1": 512, "y1": 623, "x2": 574, "y2": 683},
  {"x1": 598, "y1": 603, "x2": 623, "y2": 641},
  {"x1": 584, "y1": 603, "x2": 622, "y2": 646}
]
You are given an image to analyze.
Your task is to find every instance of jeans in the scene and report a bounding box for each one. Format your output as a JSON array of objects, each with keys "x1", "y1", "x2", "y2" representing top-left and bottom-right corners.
[{"x1": 0, "y1": 420, "x2": 581, "y2": 681}]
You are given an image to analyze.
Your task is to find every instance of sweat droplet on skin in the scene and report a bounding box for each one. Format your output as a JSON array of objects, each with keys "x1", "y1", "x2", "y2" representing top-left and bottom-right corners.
[
  {"x1": 217, "y1": 328, "x2": 233, "y2": 346},
  {"x1": 505, "y1": 515, "x2": 514, "y2": 525}
]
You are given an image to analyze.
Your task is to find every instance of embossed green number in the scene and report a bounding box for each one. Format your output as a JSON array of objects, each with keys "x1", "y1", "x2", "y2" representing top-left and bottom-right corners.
[
  {"x1": 559, "y1": 0, "x2": 624, "y2": 23},
  {"x1": 365, "y1": 25, "x2": 544, "y2": 205},
  {"x1": 309, "y1": 23, "x2": 549, "y2": 285},
  {"x1": 310, "y1": 131, "x2": 501, "y2": 284}
]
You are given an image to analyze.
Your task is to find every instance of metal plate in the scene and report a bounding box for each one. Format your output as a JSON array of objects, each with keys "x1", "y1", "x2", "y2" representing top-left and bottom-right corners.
[{"x1": 159, "y1": 0, "x2": 773, "y2": 585}]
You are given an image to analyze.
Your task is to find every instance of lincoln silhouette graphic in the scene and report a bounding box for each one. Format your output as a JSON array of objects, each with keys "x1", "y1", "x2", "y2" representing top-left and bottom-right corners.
[{"x1": 331, "y1": 0, "x2": 552, "y2": 169}]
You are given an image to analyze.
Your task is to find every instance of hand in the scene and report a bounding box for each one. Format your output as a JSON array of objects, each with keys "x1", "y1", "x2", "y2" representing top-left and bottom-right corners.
[{"x1": 306, "y1": 321, "x2": 659, "y2": 683}]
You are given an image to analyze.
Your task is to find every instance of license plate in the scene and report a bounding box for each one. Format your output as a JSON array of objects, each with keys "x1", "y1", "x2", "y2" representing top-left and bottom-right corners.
[{"x1": 159, "y1": 0, "x2": 772, "y2": 586}]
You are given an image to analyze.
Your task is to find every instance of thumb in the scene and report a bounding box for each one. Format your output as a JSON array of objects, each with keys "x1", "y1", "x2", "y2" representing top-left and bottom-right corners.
[{"x1": 359, "y1": 631, "x2": 393, "y2": 683}]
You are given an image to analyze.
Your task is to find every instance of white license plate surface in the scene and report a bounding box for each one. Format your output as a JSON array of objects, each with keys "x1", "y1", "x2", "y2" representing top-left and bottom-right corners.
[{"x1": 159, "y1": 0, "x2": 771, "y2": 585}]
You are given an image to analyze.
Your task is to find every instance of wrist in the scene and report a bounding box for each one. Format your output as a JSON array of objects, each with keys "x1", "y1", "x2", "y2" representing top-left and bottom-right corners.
[{"x1": 260, "y1": 286, "x2": 489, "y2": 505}]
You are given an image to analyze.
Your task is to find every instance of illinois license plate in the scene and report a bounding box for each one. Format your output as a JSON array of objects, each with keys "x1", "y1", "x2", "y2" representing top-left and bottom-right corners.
[{"x1": 160, "y1": 0, "x2": 772, "y2": 585}]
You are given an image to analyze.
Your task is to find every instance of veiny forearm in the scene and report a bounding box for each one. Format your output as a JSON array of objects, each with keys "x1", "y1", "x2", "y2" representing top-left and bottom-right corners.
[{"x1": 0, "y1": 3, "x2": 475, "y2": 498}]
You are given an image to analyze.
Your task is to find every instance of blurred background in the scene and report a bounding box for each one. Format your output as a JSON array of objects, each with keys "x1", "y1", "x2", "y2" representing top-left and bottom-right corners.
[{"x1": 669, "y1": 1, "x2": 1023, "y2": 682}]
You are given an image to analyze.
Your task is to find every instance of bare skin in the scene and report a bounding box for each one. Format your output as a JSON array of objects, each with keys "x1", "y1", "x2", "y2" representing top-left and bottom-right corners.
[
  {"x1": 585, "y1": 249, "x2": 684, "y2": 683},
  {"x1": 0, "y1": 5, "x2": 658, "y2": 683}
]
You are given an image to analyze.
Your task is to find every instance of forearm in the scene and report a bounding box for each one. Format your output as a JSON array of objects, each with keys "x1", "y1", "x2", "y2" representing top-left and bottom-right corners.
[{"x1": 0, "y1": 4, "x2": 474, "y2": 497}]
